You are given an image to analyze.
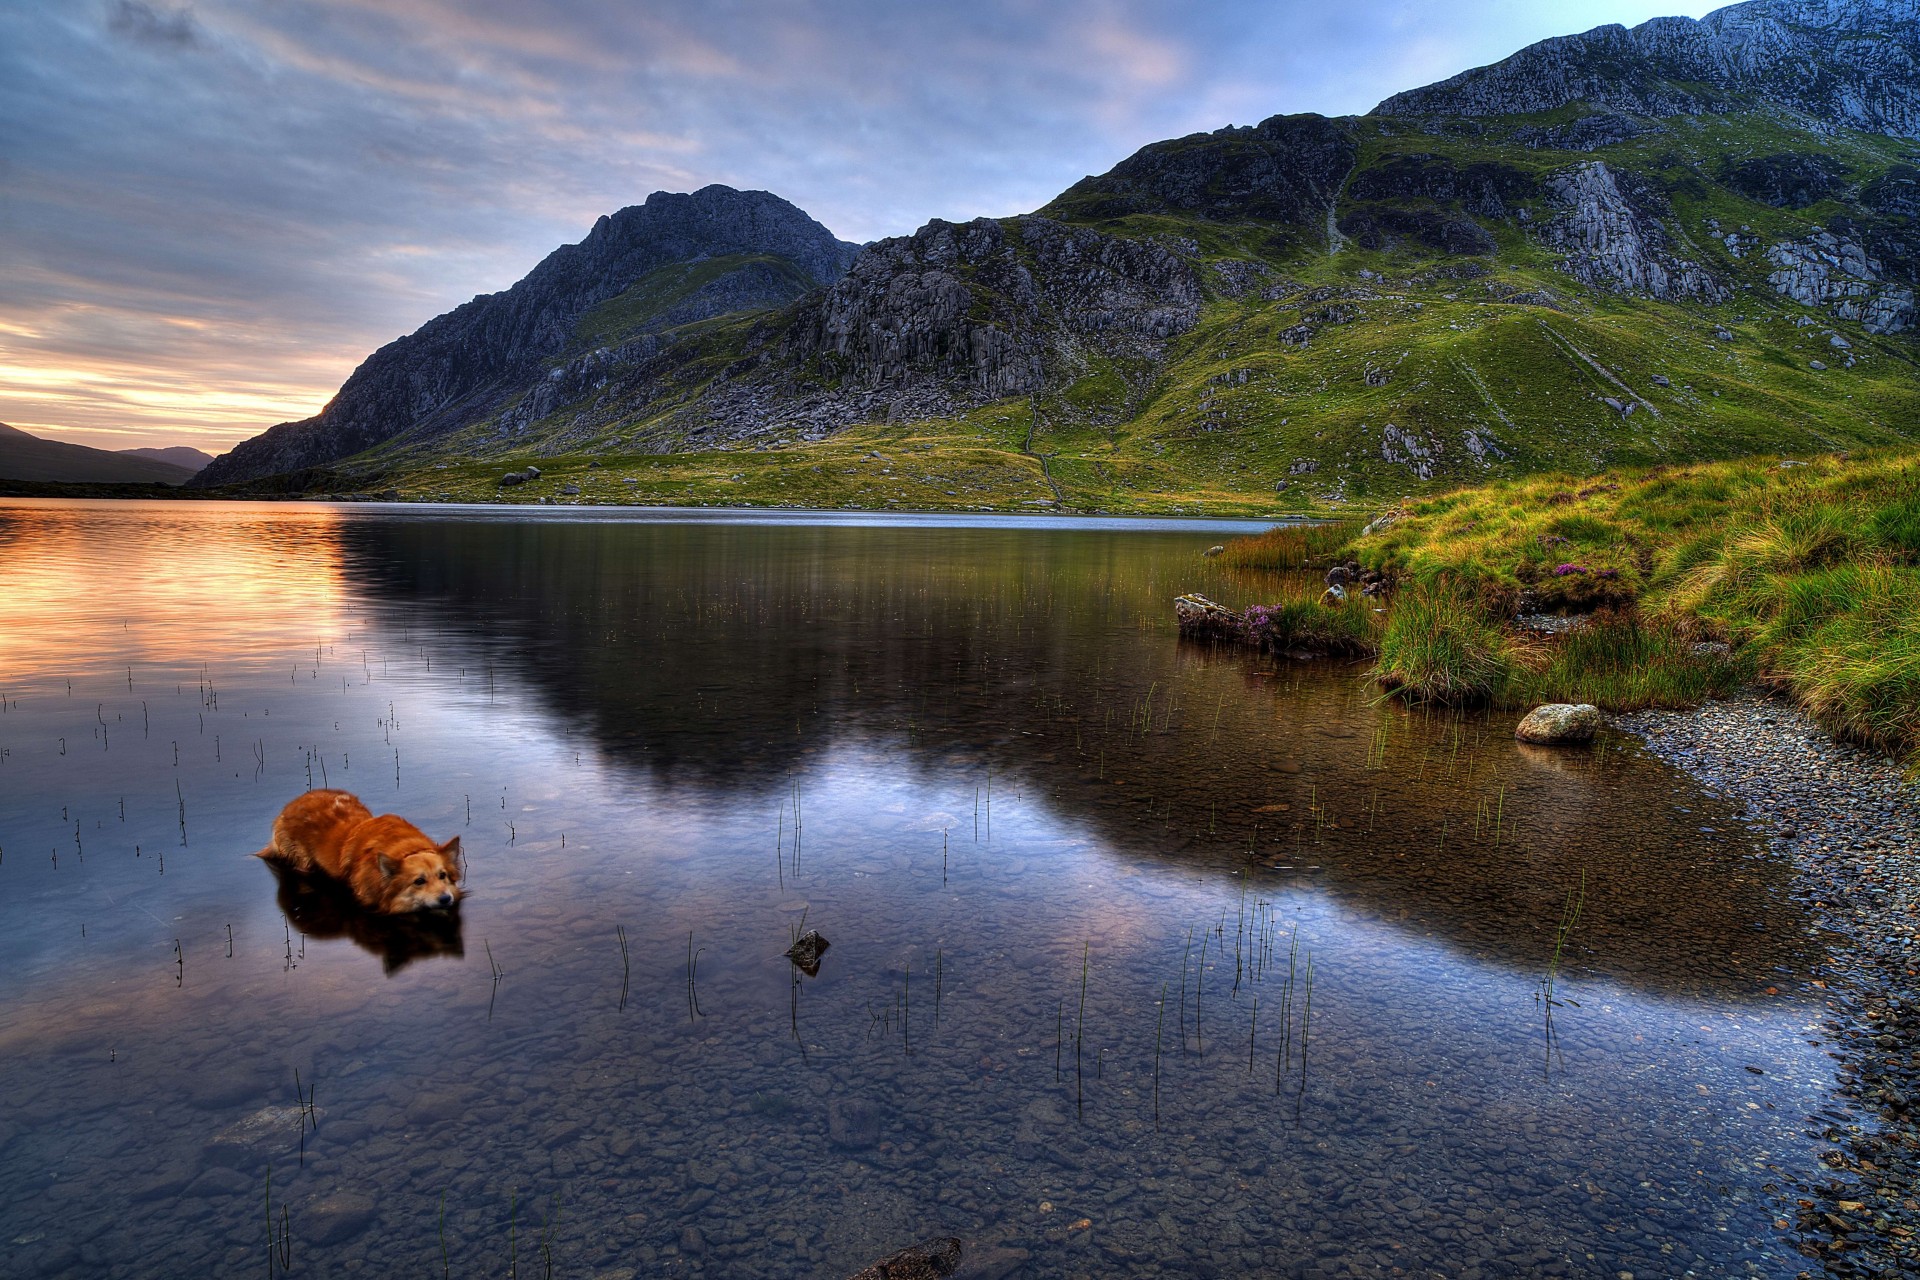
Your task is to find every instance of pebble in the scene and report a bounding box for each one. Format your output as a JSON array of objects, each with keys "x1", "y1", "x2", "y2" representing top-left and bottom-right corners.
[{"x1": 1613, "y1": 692, "x2": 1920, "y2": 1275}]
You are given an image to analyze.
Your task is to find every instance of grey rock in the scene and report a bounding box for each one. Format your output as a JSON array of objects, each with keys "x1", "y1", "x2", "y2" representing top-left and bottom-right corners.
[
  {"x1": 1515, "y1": 703, "x2": 1603, "y2": 744},
  {"x1": 1173, "y1": 594, "x2": 1242, "y2": 639},
  {"x1": 1539, "y1": 162, "x2": 1728, "y2": 302},
  {"x1": 203, "y1": 1104, "x2": 312, "y2": 1169},
  {"x1": 303, "y1": 1191, "x2": 376, "y2": 1246},
  {"x1": 1766, "y1": 234, "x2": 1914, "y2": 334}
]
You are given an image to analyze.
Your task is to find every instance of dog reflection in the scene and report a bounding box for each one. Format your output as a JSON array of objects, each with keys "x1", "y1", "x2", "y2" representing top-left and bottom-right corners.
[{"x1": 266, "y1": 861, "x2": 465, "y2": 975}]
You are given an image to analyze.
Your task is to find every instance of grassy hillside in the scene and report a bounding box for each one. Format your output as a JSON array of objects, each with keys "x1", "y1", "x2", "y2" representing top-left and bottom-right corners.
[
  {"x1": 1221, "y1": 447, "x2": 1920, "y2": 769},
  {"x1": 255, "y1": 103, "x2": 1920, "y2": 514}
]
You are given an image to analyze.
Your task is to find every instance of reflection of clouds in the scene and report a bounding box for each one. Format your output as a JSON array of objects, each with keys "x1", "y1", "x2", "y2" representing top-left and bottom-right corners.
[
  {"x1": 0, "y1": 500, "x2": 346, "y2": 679},
  {"x1": 4, "y1": 1, "x2": 1718, "y2": 449}
]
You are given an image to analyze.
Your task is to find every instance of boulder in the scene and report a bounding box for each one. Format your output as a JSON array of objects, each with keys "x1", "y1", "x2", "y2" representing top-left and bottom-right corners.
[
  {"x1": 847, "y1": 1236, "x2": 963, "y2": 1280},
  {"x1": 1514, "y1": 703, "x2": 1601, "y2": 745},
  {"x1": 1173, "y1": 594, "x2": 1242, "y2": 640},
  {"x1": 498, "y1": 471, "x2": 527, "y2": 486}
]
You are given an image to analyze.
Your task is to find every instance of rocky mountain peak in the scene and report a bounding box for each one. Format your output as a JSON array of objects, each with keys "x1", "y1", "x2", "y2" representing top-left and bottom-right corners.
[
  {"x1": 1375, "y1": 0, "x2": 1920, "y2": 137},
  {"x1": 196, "y1": 185, "x2": 858, "y2": 486}
]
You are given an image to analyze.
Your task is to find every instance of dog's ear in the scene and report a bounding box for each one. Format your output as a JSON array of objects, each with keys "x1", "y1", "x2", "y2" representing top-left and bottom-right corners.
[
  {"x1": 375, "y1": 852, "x2": 397, "y2": 879},
  {"x1": 441, "y1": 835, "x2": 463, "y2": 878}
]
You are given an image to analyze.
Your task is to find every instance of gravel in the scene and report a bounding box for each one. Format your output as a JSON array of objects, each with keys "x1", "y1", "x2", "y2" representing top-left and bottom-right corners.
[{"x1": 1612, "y1": 692, "x2": 1920, "y2": 1278}]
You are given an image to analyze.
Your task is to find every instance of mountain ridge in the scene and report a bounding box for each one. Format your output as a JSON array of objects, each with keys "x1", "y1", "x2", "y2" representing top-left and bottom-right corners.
[
  {"x1": 0, "y1": 422, "x2": 201, "y2": 485},
  {"x1": 201, "y1": 0, "x2": 1920, "y2": 510}
]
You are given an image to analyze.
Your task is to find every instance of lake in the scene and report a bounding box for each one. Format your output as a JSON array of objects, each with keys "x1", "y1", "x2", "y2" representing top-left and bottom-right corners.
[{"x1": 0, "y1": 499, "x2": 1831, "y2": 1277}]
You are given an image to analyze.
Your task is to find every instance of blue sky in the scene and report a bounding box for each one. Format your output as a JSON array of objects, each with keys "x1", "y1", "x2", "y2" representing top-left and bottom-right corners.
[{"x1": 0, "y1": 0, "x2": 1724, "y2": 451}]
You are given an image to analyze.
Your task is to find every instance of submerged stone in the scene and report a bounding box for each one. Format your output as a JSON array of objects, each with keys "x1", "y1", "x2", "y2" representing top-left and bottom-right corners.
[
  {"x1": 785, "y1": 929, "x2": 829, "y2": 974},
  {"x1": 846, "y1": 1235, "x2": 963, "y2": 1279}
]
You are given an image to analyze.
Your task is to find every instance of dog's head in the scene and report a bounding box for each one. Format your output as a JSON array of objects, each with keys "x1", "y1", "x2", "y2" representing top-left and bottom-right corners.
[{"x1": 359, "y1": 817, "x2": 463, "y2": 913}]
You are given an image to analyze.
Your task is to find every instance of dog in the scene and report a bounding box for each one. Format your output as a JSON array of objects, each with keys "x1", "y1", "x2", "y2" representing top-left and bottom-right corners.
[
  {"x1": 264, "y1": 859, "x2": 464, "y2": 975},
  {"x1": 256, "y1": 789, "x2": 462, "y2": 914}
]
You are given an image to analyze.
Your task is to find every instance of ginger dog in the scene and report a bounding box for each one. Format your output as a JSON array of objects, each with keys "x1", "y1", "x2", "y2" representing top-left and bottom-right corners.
[{"x1": 257, "y1": 789, "x2": 462, "y2": 914}]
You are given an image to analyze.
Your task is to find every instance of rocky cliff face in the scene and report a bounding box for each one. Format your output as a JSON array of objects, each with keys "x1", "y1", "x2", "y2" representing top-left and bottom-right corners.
[
  {"x1": 196, "y1": 186, "x2": 860, "y2": 486},
  {"x1": 1542, "y1": 162, "x2": 1730, "y2": 302},
  {"x1": 1375, "y1": 0, "x2": 1920, "y2": 138}
]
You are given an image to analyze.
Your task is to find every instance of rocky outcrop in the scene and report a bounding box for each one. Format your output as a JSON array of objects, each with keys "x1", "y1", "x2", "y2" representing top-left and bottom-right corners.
[
  {"x1": 1375, "y1": 0, "x2": 1920, "y2": 141},
  {"x1": 196, "y1": 186, "x2": 860, "y2": 486},
  {"x1": 1339, "y1": 206, "x2": 1496, "y2": 256},
  {"x1": 1346, "y1": 154, "x2": 1539, "y2": 218},
  {"x1": 1863, "y1": 165, "x2": 1920, "y2": 219},
  {"x1": 1767, "y1": 230, "x2": 1916, "y2": 333},
  {"x1": 1044, "y1": 113, "x2": 1357, "y2": 233},
  {"x1": 1515, "y1": 113, "x2": 1660, "y2": 152},
  {"x1": 1541, "y1": 162, "x2": 1729, "y2": 301},
  {"x1": 779, "y1": 216, "x2": 1201, "y2": 399},
  {"x1": 1721, "y1": 153, "x2": 1849, "y2": 208}
]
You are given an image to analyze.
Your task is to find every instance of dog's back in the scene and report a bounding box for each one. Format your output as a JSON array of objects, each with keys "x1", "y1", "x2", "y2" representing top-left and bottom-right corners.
[{"x1": 260, "y1": 789, "x2": 372, "y2": 879}]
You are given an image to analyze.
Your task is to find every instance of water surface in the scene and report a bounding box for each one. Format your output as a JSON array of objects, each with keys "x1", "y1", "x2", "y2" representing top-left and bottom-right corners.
[{"x1": 0, "y1": 499, "x2": 1831, "y2": 1277}]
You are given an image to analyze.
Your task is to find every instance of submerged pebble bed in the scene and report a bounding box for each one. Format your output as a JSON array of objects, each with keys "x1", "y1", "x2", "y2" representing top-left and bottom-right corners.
[{"x1": 1615, "y1": 694, "x2": 1920, "y2": 1278}]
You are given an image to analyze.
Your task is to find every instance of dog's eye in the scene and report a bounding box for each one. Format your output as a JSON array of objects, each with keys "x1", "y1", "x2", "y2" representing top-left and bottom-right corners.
[
  {"x1": 413, "y1": 875, "x2": 427, "y2": 886},
  {"x1": 437, "y1": 871, "x2": 447, "y2": 880}
]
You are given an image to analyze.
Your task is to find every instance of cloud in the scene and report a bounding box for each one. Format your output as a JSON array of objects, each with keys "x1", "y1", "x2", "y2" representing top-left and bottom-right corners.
[
  {"x1": 107, "y1": 1, "x2": 202, "y2": 49},
  {"x1": 5, "y1": 0, "x2": 1727, "y2": 451}
]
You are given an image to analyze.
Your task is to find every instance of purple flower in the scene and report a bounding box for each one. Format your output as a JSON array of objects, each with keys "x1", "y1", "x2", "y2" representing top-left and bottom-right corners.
[{"x1": 1552, "y1": 563, "x2": 1589, "y2": 577}]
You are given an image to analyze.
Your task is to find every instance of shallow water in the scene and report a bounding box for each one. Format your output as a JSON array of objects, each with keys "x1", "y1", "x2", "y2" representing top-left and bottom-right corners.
[{"x1": 0, "y1": 499, "x2": 1834, "y2": 1278}]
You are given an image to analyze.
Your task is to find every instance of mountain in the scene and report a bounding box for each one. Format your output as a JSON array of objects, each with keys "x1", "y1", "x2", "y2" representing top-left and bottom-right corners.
[
  {"x1": 0, "y1": 423, "x2": 199, "y2": 484},
  {"x1": 202, "y1": 0, "x2": 1920, "y2": 511},
  {"x1": 195, "y1": 186, "x2": 861, "y2": 487},
  {"x1": 120, "y1": 445, "x2": 213, "y2": 473}
]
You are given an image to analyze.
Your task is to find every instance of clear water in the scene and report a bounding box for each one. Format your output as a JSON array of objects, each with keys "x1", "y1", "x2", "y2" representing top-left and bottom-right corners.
[{"x1": 0, "y1": 499, "x2": 1831, "y2": 1278}]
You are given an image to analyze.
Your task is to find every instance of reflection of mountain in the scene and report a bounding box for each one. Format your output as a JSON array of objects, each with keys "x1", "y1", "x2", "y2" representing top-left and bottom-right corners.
[{"x1": 336, "y1": 516, "x2": 1813, "y2": 997}]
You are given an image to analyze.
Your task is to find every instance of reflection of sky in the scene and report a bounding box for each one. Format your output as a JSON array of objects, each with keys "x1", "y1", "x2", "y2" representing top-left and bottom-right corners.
[
  {"x1": 0, "y1": 501, "x2": 1834, "y2": 1276},
  {"x1": 0, "y1": 2, "x2": 1726, "y2": 450}
]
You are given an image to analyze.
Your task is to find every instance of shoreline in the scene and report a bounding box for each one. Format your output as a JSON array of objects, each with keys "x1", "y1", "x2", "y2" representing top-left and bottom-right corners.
[{"x1": 1609, "y1": 691, "x2": 1919, "y2": 1276}]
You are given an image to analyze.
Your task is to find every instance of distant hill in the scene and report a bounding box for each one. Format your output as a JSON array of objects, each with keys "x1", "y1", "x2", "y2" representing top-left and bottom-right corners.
[
  {"x1": 0, "y1": 423, "x2": 199, "y2": 484},
  {"x1": 119, "y1": 445, "x2": 213, "y2": 473}
]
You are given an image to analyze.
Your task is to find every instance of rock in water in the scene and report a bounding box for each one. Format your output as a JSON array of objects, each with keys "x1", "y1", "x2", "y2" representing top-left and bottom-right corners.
[
  {"x1": 1174, "y1": 593, "x2": 1241, "y2": 640},
  {"x1": 846, "y1": 1236, "x2": 963, "y2": 1280},
  {"x1": 785, "y1": 929, "x2": 829, "y2": 975},
  {"x1": 1515, "y1": 703, "x2": 1601, "y2": 744}
]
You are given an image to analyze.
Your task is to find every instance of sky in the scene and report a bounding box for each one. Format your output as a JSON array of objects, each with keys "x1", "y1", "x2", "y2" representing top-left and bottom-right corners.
[{"x1": 0, "y1": 0, "x2": 1727, "y2": 453}]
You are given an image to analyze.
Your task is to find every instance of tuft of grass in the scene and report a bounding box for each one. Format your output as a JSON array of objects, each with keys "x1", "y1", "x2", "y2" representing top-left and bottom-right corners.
[
  {"x1": 1215, "y1": 521, "x2": 1362, "y2": 572},
  {"x1": 1371, "y1": 580, "x2": 1513, "y2": 704},
  {"x1": 1506, "y1": 609, "x2": 1749, "y2": 709}
]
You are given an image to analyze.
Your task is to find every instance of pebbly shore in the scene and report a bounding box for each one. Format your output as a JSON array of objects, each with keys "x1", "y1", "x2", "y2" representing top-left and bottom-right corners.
[{"x1": 1611, "y1": 693, "x2": 1920, "y2": 1279}]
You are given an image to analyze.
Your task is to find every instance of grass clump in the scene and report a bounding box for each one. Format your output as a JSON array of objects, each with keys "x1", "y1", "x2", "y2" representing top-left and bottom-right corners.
[
  {"x1": 1217, "y1": 447, "x2": 1920, "y2": 769},
  {"x1": 1372, "y1": 581, "x2": 1513, "y2": 704},
  {"x1": 1215, "y1": 521, "x2": 1362, "y2": 572}
]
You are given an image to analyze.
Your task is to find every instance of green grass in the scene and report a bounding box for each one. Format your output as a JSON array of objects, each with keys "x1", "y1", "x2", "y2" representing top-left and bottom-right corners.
[{"x1": 1221, "y1": 448, "x2": 1920, "y2": 768}]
